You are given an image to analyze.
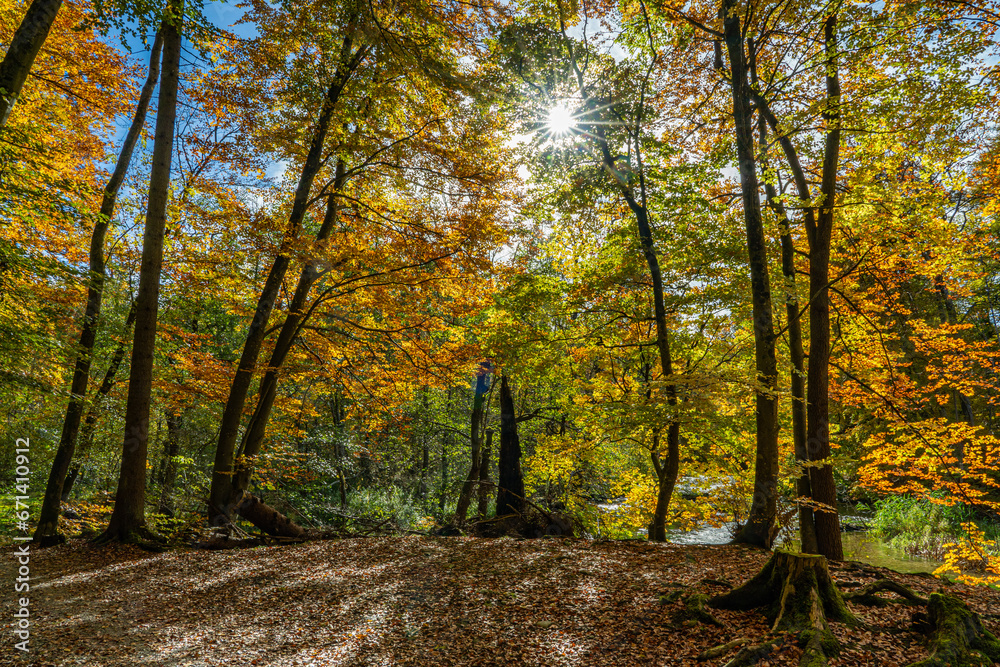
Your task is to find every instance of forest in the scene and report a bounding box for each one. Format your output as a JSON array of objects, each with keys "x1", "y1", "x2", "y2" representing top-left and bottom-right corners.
[{"x1": 2, "y1": 0, "x2": 1000, "y2": 663}]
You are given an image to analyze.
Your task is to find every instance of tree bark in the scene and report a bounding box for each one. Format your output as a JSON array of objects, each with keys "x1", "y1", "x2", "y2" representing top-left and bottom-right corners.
[
  {"x1": 235, "y1": 494, "x2": 304, "y2": 538},
  {"x1": 33, "y1": 34, "x2": 163, "y2": 545},
  {"x1": 63, "y1": 303, "x2": 137, "y2": 500},
  {"x1": 97, "y1": 4, "x2": 182, "y2": 544},
  {"x1": 721, "y1": 1, "x2": 780, "y2": 549},
  {"x1": 743, "y1": 14, "x2": 846, "y2": 561},
  {"x1": 806, "y1": 15, "x2": 844, "y2": 561},
  {"x1": 496, "y1": 374, "x2": 525, "y2": 516},
  {"x1": 208, "y1": 36, "x2": 367, "y2": 523},
  {"x1": 0, "y1": 0, "x2": 64, "y2": 128},
  {"x1": 751, "y1": 40, "x2": 817, "y2": 556}
]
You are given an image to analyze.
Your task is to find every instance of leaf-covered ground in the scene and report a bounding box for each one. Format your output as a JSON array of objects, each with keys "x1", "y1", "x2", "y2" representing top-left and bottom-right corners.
[{"x1": 10, "y1": 536, "x2": 1000, "y2": 666}]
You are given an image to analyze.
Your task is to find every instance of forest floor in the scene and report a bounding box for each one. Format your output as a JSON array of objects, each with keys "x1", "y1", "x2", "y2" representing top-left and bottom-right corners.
[{"x1": 7, "y1": 536, "x2": 1000, "y2": 667}]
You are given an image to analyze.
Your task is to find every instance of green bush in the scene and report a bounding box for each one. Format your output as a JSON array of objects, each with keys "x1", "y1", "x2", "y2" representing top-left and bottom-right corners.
[{"x1": 869, "y1": 495, "x2": 976, "y2": 560}]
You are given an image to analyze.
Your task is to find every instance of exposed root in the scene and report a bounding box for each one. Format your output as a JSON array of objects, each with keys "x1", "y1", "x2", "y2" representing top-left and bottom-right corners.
[
  {"x1": 722, "y1": 640, "x2": 776, "y2": 667},
  {"x1": 91, "y1": 524, "x2": 166, "y2": 551},
  {"x1": 906, "y1": 592, "x2": 1000, "y2": 667},
  {"x1": 674, "y1": 593, "x2": 723, "y2": 627},
  {"x1": 698, "y1": 637, "x2": 751, "y2": 661},
  {"x1": 710, "y1": 551, "x2": 858, "y2": 666},
  {"x1": 845, "y1": 578, "x2": 927, "y2": 607}
]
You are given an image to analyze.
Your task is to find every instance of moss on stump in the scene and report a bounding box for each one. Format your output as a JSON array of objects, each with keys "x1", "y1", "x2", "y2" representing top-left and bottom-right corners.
[
  {"x1": 907, "y1": 592, "x2": 1000, "y2": 667},
  {"x1": 709, "y1": 551, "x2": 858, "y2": 667}
]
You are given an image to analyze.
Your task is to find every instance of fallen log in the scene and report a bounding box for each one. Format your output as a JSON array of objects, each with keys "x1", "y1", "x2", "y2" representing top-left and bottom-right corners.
[{"x1": 235, "y1": 493, "x2": 305, "y2": 538}]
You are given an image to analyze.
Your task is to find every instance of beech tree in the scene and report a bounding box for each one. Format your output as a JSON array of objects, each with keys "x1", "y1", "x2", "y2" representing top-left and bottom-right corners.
[
  {"x1": 34, "y1": 31, "x2": 163, "y2": 546},
  {"x1": 98, "y1": 0, "x2": 182, "y2": 544}
]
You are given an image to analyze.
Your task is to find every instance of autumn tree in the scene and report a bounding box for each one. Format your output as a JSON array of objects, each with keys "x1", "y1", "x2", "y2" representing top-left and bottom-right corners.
[
  {"x1": 97, "y1": 0, "x2": 183, "y2": 544},
  {"x1": 34, "y1": 32, "x2": 163, "y2": 545}
]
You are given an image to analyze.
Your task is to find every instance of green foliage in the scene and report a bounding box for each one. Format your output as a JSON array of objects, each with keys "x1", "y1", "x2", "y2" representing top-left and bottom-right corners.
[{"x1": 867, "y1": 495, "x2": 993, "y2": 560}]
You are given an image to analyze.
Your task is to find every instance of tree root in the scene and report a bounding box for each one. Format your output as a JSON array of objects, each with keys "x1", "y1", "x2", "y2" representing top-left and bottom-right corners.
[
  {"x1": 698, "y1": 637, "x2": 751, "y2": 661},
  {"x1": 722, "y1": 640, "x2": 776, "y2": 667},
  {"x1": 91, "y1": 524, "x2": 166, "y2": 551},
  {"x1": 674, "y1": 593, "x2": 723, "y2": 627},
  {"x1": 844, "y1": 578, "x2": 927, "y2": 607},
  {"x1": 32, "y1": 533, "x2": 67, "y2": 548},
  {"x1": 710, "y1": 551, "x2": 858, "y2": 667},
  {"x1": 906, "y1": 593, "x2": 1000, "y2": 667}
]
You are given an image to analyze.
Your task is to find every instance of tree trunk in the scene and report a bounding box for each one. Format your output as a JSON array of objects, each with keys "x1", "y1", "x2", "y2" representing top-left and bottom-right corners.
[
  {"x1": 806, "y1": 15, "x2": 844, "y2": 561},
  {"x1": 235, "y1": 494, "x2": 304, "y2": 538},
  {"x1": 496, "y1": 374, "x2": 524, "y2": 516},
  {"x1": 477, "y1": 429, "x2": 492, "y2": 516},
  {"x1": 783, "y1": 223, "x2": 818, "y2": 555},
  {"x1": 710, "y1": 551, "x2": 857, "y2": 665},
  {"x1": 0, "y1": 0, "x2": 64, "y2": 128},
  {"x1": 157, "y1": 410, "x2": 182, "y2": 516},
  {"x1": 455, "y1": 363, "x2": 491, "y2": 522},
  {"x1": 439, "y1": 388, "x2": 452, "y2": 515},
  {"x1": 745, "y1": 14, "x2": 846, "y2": 561},
  {"x1": 722, "y1": 2, "x2": 779, "y2": 549},
  {"x1": 209, "y1": 37, "x2": 367, "y2": 523},
  {"x1": 97, "y1": 5, "x2": 182, "y2": 544},
  {"x1": 230, "y1": 165, "x2": 347, "y2": 499},
  {"x1": 62, "y1": 303, "x2": 136, "y2": 500},
  {"x1": 751, "y1": 40, "x2": 817, "y2": 556},
  {"x1": 33, "y1": 34, "x2": 163, "y2": 545}
]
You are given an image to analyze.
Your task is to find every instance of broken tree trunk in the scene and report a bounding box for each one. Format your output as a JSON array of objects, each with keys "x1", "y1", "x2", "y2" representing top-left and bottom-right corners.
[
  {"x1": 234, "y1": 493, "x2": 305, "y2": 539},
  {"x1": 709, "y1": 551, "x2": 857, "y2": 666},
  {"x1": 907, "y1": 593, "x2": 1000, "y2": 667}
]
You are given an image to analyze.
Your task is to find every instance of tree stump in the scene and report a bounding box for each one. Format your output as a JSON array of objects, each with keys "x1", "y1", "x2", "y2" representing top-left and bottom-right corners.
[
  {"x1": 709, "y1": 551, "x2": 858, "y2": 666},
  {"x1": 907, "y1": 593, "x2": 1000, "y2": 667}
]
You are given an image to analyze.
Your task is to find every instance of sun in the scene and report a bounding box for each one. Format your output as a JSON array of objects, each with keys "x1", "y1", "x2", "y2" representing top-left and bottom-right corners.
[{"x1": 546, "y1": 103, "x2": 577, "y2": 136}]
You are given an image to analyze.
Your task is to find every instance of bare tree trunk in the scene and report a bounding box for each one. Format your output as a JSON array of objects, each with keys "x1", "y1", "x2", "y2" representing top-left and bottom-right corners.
[
  {"x1": 455, "y1": 364, "x2": 491, "y2": 522},
  {"x1": 34, "y1": 34, "x2": 163, "y2": 545},
  {"x1": 208, "y1": 37, "x2": 367, "y2": 523},
  {"x1": 0, "y1": 0, "x2": 64, "y2": 127},
  {"x1": 782, "y1": 224, "x2": 818, "y2": 554},
  {"x1": 721, "y1": 3, "x2": 780, "y2": 549},
  {"x1": 97, "y1": 4, "x2": 182, "y2": 544}
]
